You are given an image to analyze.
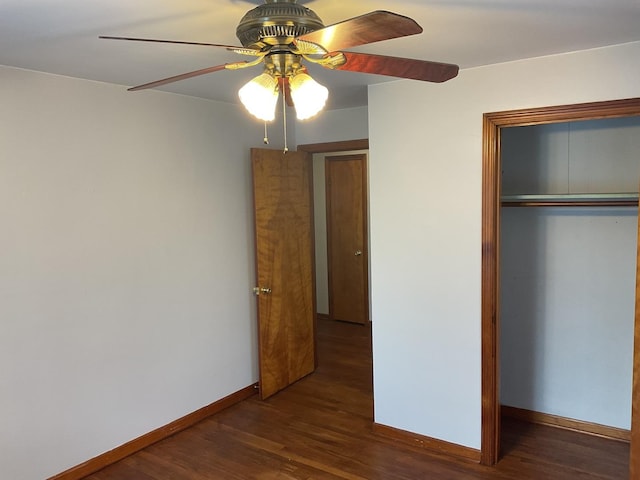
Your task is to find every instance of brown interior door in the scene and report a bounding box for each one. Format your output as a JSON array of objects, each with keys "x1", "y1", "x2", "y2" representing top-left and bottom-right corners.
[
  {"x1": 326, "y1": 154, "x2": 369, "y2": 325},
  {"x1": 252, "y1": 148, "x2": 316, "y2": 400}
]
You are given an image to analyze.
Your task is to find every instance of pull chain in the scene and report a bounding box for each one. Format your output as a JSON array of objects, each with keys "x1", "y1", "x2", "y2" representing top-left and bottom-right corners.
[
  {"x1": 263, "y1": 121, "x2": 269, "y2": 145},
  {"x1": 282, "y1": 87, "x2": 288, "y2": 154}
]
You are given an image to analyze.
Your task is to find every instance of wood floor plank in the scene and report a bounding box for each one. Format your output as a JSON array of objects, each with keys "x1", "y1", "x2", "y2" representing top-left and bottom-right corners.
[{"x1": 84, "y1": 319, "x2": 629, "y2": 479}]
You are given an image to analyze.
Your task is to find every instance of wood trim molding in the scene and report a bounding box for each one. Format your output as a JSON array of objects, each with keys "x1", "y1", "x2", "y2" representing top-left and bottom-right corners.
[
  {"x1": 48, "y1": 383, "x2": 258, "y2": 480},
  {"x1": 317, "y1": 313, "x2": 330, "y2": 322},
  {"x1": 481, "y1": 97, "x2": 640, "y2": 468},
  {"x1": 481, "y1": 111, "x2": 501, "y2": 466},
  {"x1": 631, "y1": 185, "x2": 640, "y2": 478},
  {"x1": 373, "y1": 423, "x2": 481, "y2": 463},
  {"x1": 480, "y1": 99, "x2": 640, "y2": 127},
  {"x1": 298, "y1": 139, "x2": 369, "y2": 154},
  {"x1": 502, "y1": 405, "x2": 631, "y2": 443}
]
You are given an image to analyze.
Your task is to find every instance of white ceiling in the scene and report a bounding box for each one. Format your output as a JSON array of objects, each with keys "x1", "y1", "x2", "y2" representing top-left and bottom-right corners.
[{"x1": 2, "y1": 0, "x2": 640, "y2": 110}]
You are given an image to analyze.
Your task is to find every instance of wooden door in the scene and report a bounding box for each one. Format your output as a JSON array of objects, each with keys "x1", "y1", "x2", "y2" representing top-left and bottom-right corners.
[
  {"x1": 326, "y1": 154, "x2": 369, "y2": 324},
  {"x1": 252, "y1": 148, "x2": 316, "y2": 400}
]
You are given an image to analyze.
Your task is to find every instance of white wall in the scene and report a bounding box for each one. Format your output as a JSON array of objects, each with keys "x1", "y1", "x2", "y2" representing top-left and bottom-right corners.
[
  {"x1": 295, "y1": 106, "x2": 368, "y2": 147},
  {"x1": 368, "y1": 41, "x2": 640, "y2": 449},
  {"x1": 501, "y1": 207, "x2": 637, "y2": 428},
  {"x1": 501, "y1": 119, "x2": 640, "y2": 195},
  {"x1": 313, "y1": 154, "x2": 330, "y2": 315},
  {"x1": 0, "y1": 66, "x2": 264, "y2": 480}
]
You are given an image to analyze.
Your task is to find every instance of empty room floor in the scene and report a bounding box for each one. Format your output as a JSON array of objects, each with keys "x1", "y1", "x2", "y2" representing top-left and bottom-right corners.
[{"x1": 85, "y1": 319, "x2": 629, "y2": 479}]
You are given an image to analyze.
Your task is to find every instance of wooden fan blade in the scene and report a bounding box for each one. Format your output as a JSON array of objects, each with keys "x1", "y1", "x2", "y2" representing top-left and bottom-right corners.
[
  {"x1": 295, "y1": 11, "x2": 422, "y2": 52},
  {"x1": 99, "y1": 35, "x2": 248, "y2": 51},
  {"x1": 333, "y1": 52, "x2": 459, "y2": 83},
  {"x1": 128, "y1": 63, "x2": 233, "y2": 91}
]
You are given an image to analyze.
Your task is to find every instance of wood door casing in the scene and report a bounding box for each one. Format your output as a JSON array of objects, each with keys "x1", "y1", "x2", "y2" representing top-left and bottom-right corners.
[
  {"x1": 632, "y1": 181, "x2": 640, "y2": 479},
  {"x1": 252, "y1": 148, "x2": 316, "y2": 400},
  {"x1": 325, "y1": 154, "x2": 369, "y2": 324},
  {"x1": 480, "y1": 98, "x2": 640, "y2": 471}
]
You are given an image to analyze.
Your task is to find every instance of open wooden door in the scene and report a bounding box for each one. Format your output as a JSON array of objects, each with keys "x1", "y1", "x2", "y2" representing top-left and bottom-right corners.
[
  {"x1": 326, "y1": 154, "x2": 369, "y2": 324},
  {"x1": 252, "y1": 148, "x2": 316, "y2": 400}
]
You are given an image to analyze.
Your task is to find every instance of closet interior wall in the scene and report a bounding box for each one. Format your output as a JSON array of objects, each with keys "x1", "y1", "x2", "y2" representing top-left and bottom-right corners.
[{"x1": 499, "y1": 116, "x2": 640, "y2": 430}]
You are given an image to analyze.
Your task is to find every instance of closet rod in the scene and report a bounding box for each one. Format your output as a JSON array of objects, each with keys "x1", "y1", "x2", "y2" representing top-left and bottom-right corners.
[{"x1": 501, "y1": 193, "x2": 639, "y2": 208}]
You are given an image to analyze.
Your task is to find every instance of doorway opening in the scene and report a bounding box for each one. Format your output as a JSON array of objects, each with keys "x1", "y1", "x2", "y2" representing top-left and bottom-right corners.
[
  {"x1": 480, "y1": 98, "x2": 640, "y2": 477},
  {"x1": 299, "y1": 139, "x2": 371, "y2": 326},
  {"x1": 299, "y1": 139, "x2": 373, "y2": 418}
]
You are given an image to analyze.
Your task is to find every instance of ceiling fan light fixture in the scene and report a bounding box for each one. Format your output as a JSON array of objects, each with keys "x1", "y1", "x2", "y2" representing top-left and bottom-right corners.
[
  {"x1": 238, "y1": 72, "x2": 279, "y2": 121},
  {"x1": 102, "y1": 5, "x2": 460, "y2": 122},
  {"x1": 289, "y1": 72, "x2": 328, "y2": 121}
]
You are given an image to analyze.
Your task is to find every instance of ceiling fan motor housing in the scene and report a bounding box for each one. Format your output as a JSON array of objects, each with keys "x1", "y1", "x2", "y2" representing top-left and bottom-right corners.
[{"x1": 236, "y1": 0, "x2": 324, "y2": 50}]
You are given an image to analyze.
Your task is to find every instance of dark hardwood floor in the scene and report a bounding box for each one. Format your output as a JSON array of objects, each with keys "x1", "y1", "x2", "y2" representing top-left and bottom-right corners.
[{"x1": 85, "y1": 319, "x2": 629, "y2": 479}]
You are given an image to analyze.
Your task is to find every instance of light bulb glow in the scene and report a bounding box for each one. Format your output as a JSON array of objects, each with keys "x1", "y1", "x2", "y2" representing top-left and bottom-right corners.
[
  {"x1": 290, "y1": 73, "x2": 328, "y2": 121},
  {"x1": 238, "y1": 73, "x2": 279, "y2": 122}
]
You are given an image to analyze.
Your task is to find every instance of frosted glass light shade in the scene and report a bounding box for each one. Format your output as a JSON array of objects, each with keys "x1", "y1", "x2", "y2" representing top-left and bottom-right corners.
[
  {"x1": 290, "y1": 73, "x2": 328, "y2": 120},
  {"x1": 238, "y1": 73, "x2": 279, "y2": 122}
]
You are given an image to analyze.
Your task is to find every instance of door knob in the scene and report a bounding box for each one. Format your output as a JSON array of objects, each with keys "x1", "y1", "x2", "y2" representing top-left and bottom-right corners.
[
  {"x1": 355, "y1": 250, "x2": 363, "y2": 256},
  {"x1": 253, "y1": 287, "x2": 272, "y2": 296}
]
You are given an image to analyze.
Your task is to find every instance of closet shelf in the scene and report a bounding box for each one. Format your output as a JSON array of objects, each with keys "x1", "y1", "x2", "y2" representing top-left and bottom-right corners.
[{"x1": 501, "y1": 193, "x2": 639, "y2": 207}]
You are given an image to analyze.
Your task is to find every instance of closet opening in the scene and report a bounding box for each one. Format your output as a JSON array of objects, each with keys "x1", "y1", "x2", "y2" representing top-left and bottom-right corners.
[{"x1": 480, "y1": 98, "x2": 640, "y2": 479}]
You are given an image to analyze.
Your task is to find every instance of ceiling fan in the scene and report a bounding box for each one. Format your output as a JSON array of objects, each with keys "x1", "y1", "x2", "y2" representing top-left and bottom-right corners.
[{"x1": 100, "y1": 0, "x2": 459, "y2": 121}]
